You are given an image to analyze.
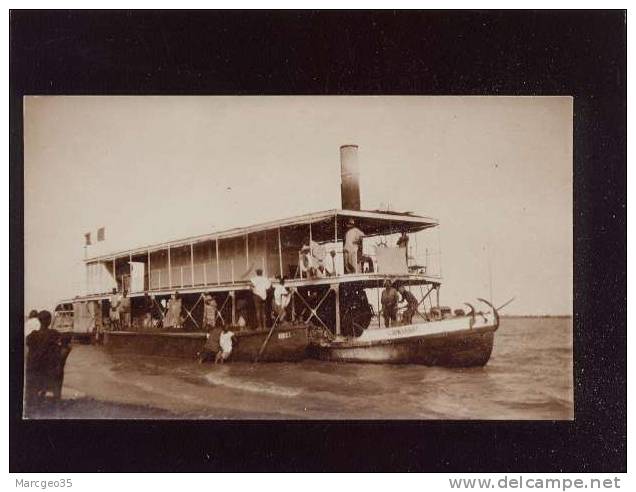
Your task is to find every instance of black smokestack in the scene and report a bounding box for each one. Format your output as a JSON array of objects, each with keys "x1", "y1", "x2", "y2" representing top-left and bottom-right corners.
[{"x1": 340, "y1": 144, "x2": 361, "y2": 210}]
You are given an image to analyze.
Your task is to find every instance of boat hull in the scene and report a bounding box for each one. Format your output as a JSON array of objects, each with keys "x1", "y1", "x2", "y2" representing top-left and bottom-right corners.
[
  {"x1": 311, "y1": 313, "x2": 498, "y2": 367},
  {"x1": 313, "y1": 326, "x2": 495, "y2": 366},
  {"x1": 103, "y1": 324, "x2": 309, "y2": 362}
]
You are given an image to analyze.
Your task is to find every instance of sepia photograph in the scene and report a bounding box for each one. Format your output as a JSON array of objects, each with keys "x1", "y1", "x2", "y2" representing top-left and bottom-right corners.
[
  {"x1": 23, "y1": 95, "x2": 573, "y2": 420},
  {"x1": 10, "y1": 9, "x2": 625, "y2": 474}
]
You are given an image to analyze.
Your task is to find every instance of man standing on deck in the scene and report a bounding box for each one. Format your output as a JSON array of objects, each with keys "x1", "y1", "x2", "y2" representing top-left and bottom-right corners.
[
  {"x1": 398, "y1": 284, "x2": 420, "y2": 325},
  {"x1": 380, "y1": 279, "x2": 399, "y2": 327},
  {"x1": 120, "y1": 290, "x2": 131, "y2": 329},
  {"x1": 250, "y1": 268, "x2": 271, "y2": 330},
  {"x1": 344, "y1": 219, "x2": 364, "y2": 274},
  {"x1": 109, "y1": 288, "x2": 122, "y2": 331},
  {"x1": 273, "y1": 277, "x2": 291, "y2": 322},
  {"x1": 203, "y1": 293, "x2": 218, "y2": 328},
  {"x1": 141, "y1": 291, "x2": 153, "y2": 330}
]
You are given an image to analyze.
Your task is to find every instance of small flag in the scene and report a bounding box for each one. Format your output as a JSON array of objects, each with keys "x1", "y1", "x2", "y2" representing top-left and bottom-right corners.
[
  {"x1": 97, "y1": 227, "x2": 105, "y2": 241},
  {"x1": 84, "y1": 232, "x2": 91, "y2": 246}
]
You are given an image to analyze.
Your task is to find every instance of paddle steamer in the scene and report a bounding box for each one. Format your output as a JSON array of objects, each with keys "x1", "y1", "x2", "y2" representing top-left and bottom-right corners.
[{"x1": 53, "y1": 145, "x2": 498, "y2": 366}]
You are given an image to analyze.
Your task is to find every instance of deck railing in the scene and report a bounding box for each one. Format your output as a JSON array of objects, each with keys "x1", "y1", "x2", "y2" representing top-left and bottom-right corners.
[{"x1": 138, "y1": 250, "x2": 442, "y2": 293}]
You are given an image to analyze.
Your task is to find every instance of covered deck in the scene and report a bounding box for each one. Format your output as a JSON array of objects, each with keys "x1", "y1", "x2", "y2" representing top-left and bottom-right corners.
[
  {"x1": 81, "y1": 208, "x2": 441, "y2": 299},
  {"x1": 63, "y1": 208, "x2": 443, "y2": 337}
]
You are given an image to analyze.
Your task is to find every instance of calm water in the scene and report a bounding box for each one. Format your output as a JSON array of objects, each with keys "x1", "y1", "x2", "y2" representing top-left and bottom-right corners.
[{"x1": 51, "y1": 317, "x2": 573, "y2": 420}]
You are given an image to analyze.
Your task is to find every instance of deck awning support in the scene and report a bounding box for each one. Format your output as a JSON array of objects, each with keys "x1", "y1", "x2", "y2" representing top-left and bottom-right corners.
[
  {"x1": 147, "y1": 250, "x2": 151, "y2": 290},
  {"x1": 277, "y1": 227, "x2": 283, "y2": 278},
  {"x1": 230, "y1": 291, "x2": 236, "y2": 325},
  {"x1": 334, "y1": 212, "x2": 338, "y2": 243},
  {"x1": 376, "y1": 280, "x2": 381, "y2": 328},
  {"x1": 245, "y1": 234, "x2": 249, "y2": 268},
  {"x1": 215, "y1": 238, "x2": 220, "y2": 285},
  {"x1": 168, "y1": 245, "x2": 172, "y2": 289},
  {"x1": 190, "y1": 243, "x2": 194, "y2": 287},
  {"x1": 85, "y1": 262, "x2": 89, "y2": 296},
  {"x1": 98, "y1": 261, "x2": 103, "y2": 294}
]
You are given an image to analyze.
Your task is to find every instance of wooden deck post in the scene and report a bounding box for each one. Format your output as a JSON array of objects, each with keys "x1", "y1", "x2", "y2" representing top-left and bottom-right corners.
[
  {"x1": 377, "y1": 280, "x2": 381, "y2": 328},
  {"x1": 334, "y1": 213, "x2": 338, "y2": 247},
  {"x1": 168, "y1": 246, "x2": 172, "y2": 288},
  {"x1": 334, "y1": 283, "x2": 341, "y2": 336},
  {"x1": 112, "y1": 258, "x2": 116, "y2": 290},
  {"x1": 277, "y1": 227, "x2": 283, "y2": 278},
  {"x1": 216, "y1": 238, "x2": 220, "y2": 285},
  {"x1": 245, "y1": 233, "x2": 249, "y2": 268},
  {"x1": 147, "y1": 250, "x2": 151, "y2": 290},
  {"x1": 190, "y1": 243, "x2": 194, "y2": 286},
  {"x1": 231, "y1": 291, "x2": 236, "y2": 325}
]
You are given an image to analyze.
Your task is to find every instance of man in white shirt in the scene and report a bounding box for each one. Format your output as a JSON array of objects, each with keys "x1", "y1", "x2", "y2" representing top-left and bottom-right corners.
[
  {"x1": 344, "y1": 219, "x2": 364, "y2": 274},
  {"x1": 109, "y1": 288, "x2": 122, "y2": 331},
  {"x1": 250, "y1": 268, "x2": 271, "y2": 330},
  {"x1": 215, "y1": 327, "x2": 236, "y2": 364},
  {"x1": 273, "y1": 277, "x2": 291, "y2": 322},
  {"x1": 25, "y1": 310, "x2": 40, "y2": 337}
]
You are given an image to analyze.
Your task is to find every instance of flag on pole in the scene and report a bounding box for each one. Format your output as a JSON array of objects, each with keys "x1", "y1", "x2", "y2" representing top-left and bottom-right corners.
[
  {"x1": 97, "y1": 227, "x2": 105, "y2": 241},
  {"x1": 84, "y1": 232, "x2": 91, "y2": 246}
]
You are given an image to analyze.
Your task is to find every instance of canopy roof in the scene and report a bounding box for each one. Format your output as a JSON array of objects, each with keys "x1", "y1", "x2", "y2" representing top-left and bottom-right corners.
[{"x1": 86, "y1": 208, "x2": 438, "y2": 262}]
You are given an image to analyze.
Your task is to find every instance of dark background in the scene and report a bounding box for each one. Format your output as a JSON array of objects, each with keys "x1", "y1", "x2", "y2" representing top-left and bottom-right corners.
[{"x1": 10, "y1": 10, "x2": 626, "y2": 472}]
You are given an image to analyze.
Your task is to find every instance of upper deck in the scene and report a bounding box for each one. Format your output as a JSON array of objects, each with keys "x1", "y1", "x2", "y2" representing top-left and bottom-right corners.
[
  {"x1": 76, "y1": 208, "x2": 442, "y2": 301},
  {"x1": 85, "y1": 208, "x2": 438, "y2": 263}
]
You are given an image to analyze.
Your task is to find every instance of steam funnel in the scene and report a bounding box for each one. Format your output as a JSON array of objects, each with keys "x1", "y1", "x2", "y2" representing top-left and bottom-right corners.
[{"x1": 340, "y1": 144, "x2": 361, "y2": 210}]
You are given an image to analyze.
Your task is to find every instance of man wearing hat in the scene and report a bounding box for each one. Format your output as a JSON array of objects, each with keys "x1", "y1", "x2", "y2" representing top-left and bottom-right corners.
[{"x1": 343, "y1": 219, "x2": 364, "y2": 274}]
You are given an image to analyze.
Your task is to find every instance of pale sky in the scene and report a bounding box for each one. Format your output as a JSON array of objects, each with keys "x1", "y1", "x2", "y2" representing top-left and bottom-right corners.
[{"x1": 24, "y1": 96, "x2": 572, "y2": 315}]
